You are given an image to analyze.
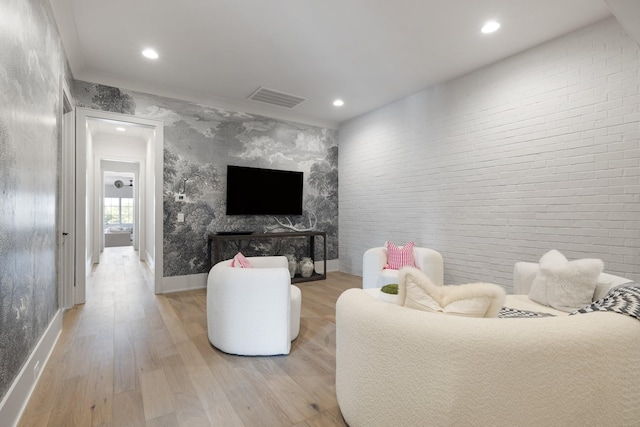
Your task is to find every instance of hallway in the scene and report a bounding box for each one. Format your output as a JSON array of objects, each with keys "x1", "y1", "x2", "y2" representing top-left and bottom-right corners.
[{"x1": 19, "y1": 246, "x2": 184, "y2": 426}]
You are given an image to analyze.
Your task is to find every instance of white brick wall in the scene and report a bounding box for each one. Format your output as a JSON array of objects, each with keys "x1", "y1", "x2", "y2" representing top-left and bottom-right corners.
[{"x1": 339, "y1": 17, "x2": 640, "y2": 292}]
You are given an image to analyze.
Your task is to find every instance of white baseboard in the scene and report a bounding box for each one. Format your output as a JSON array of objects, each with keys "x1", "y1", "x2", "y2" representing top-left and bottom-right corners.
[
  {"x1": 318, "y1": 259, "x2": 339, "y2": 273},
  {"x1": 161, "y1": 259, "x2": 340, "y2": 293},
  {"x1": 145, "y1": 249, "x2": 155, "y2": 272},
  {"x1": 162, "y1": 273, "x2": 208, "y2": 293},
  {"x1": 0, "y1": 309, "x2": 63, "y2": 427}
]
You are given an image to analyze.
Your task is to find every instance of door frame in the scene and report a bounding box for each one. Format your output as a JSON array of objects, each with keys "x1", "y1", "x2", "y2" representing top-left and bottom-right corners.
[{"x1": 74, "y1": 108, "x2": 164, "y2": 303}]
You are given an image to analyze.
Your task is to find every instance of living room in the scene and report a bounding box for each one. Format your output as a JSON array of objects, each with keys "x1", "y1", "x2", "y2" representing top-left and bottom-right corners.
[{"x1": 1, "y1": 0, "x2": 639, "y2": 426}]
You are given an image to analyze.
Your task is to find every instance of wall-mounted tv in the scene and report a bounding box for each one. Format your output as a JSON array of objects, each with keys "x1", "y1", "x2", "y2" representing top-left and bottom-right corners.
[{"x1": 226, "y1": 165, "x2": 304, "y2": 215}]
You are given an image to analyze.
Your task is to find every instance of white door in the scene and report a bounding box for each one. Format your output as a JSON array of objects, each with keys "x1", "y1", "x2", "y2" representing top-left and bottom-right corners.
[{"x1": 59, "y1": 91, "x2": 75, "y2": 309}]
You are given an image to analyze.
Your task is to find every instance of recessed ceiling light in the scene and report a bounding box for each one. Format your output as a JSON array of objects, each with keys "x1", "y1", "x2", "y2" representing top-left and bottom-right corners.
[
  {"x1": 142, "y1": 48, "x2": 159, "y2": 59},
  {"x1": 333, "y1": 99, "x2": 344, "y2": 107},
  {"x1": 116, "y1": 127, "x2": 126, "y2": 131},
  {"x1": 481, "y1": 21, "x2": 501, "y2": 34}
]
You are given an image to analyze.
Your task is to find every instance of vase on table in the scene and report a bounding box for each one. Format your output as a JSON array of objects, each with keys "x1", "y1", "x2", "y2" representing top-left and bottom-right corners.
[
  {"x1": 299, "y1": 257, "x2": 314, "y2": 278},
  {"x1": 285, "y1": 254, "x2": 297, "y2": 279}
]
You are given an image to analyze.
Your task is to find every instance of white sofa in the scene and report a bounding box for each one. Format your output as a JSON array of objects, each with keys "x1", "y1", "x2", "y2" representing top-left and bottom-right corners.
[
  {"x1": 362, "y1": 246, "x2": 444, "y2": 289},
  {"x1": 336, "y1": 263, "x2": 640, "y2": 427},
  {"x1": 207, "y1": 256, "x2": 301, "y2": 356}
]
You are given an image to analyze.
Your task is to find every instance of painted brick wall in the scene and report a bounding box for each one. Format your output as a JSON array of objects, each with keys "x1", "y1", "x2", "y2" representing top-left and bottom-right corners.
[{"x1": 339, "y1": 17, "x2": 640, "y2": 291}]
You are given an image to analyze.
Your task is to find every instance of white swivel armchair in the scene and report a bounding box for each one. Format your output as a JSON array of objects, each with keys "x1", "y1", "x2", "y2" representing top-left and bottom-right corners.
[
  {"x1": 362, "y1": 246, "x2": 444, "y2": 289},
  {"x1": 207, "y1": 256, "x2": 302, "y2": 356}
]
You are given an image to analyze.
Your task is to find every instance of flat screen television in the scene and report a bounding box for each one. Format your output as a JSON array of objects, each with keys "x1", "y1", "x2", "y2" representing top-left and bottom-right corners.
[{"x1": 226, "y1": 165, "x2": 304, "y2": 215}]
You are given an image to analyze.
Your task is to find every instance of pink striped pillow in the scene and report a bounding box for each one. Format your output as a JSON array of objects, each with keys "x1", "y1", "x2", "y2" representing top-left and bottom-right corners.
[
  {"x1": 385, "y1": 241, "x2": 415, "y2": 270},
  {"x1": 231, "y1": 252, "x2": 253, "y2": 268}
]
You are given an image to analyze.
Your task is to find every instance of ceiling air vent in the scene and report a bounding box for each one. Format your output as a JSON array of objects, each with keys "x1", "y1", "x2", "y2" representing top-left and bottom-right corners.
[{"x1": 247, "y1": 87, "x2": 306, "y2": 108}]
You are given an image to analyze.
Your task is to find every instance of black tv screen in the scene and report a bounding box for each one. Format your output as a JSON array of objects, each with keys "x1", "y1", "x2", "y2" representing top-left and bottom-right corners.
[{"x1": 226, "y1": 165, "x2": 304, "y2": 215}]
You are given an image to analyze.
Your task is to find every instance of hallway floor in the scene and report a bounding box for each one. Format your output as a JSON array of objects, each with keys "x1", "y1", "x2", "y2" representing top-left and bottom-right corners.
[{"x1": 18, "y1": 247, "x2": 358, "y2": 426}]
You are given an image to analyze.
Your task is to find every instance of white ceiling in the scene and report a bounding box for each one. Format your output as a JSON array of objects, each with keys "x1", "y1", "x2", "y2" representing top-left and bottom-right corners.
[
  {"x1": 51, "y1": 0, "x2": 621, "y2": 129},
  {"x1": 104, "y1": 171, "x2": 134, "y2": 186},
  {"x1": 87, "y1": 117, "x2": 155, "y2": 141}
]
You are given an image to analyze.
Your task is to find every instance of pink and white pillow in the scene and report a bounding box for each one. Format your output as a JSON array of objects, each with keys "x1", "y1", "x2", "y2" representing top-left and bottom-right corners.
[
  {"x1": 231, "y1": 252, "x2": 253, "y2": 268},
  {"x1": 384, "y1": 241, "x2": 415, "y2": 270}
]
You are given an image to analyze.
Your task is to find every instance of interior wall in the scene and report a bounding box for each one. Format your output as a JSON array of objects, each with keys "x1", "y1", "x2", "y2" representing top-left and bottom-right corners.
[
  {"x1": 0, "y1": 0, "x2": 64, "y2": 404},
  {"x1": 339, "y1": 17, "x2": 640, "y2": 291},
  {"x1": 145, "y1": 132, "x2": 156, "y2": 270},
  {"x1": 85, "y1": 128, "x2": 95, "y2": 270},
  {"x1": 70, "y1": 82, "x2": 339, "y2": 278},
  {"x1": 94, "y1": 133, "x2": 147, "y2": 160}
]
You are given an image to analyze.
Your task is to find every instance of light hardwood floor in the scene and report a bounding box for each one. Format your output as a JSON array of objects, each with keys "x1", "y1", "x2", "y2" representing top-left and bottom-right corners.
[{"x1": 18, "y1": 247, "x2": 361, "y2": 427}]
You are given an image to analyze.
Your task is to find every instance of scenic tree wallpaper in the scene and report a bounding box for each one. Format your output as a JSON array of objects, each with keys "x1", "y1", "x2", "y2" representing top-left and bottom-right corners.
[
  {"x1": 0, "y1": 0, "x2": 62, "y2": 402},
  {"x1": 72, "y1": 81, "x2": 339, "y2": 277}
]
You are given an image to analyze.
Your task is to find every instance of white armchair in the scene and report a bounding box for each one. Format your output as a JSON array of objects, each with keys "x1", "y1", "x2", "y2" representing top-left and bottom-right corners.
[
  {"x1": 362, "y1": 246, "x2": 443, "y2": 289},
  {"x1": 207, "y1": 256, "x2": 301, "y2": 356}
]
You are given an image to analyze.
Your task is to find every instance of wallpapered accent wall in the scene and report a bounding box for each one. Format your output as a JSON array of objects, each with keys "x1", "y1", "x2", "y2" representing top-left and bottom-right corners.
[
  {"x1": 0, "y1": 0, "x2": 63, "y2": 401},
  {"x1": 71, "y1": 81, "x2": 339, "y2": 277}
]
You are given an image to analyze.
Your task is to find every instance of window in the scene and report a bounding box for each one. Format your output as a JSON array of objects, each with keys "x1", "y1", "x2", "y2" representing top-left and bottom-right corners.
[
  {"x1": 104, "y1": 197, "x2": 134, "y2": 224},
  {"x1": 120, "y1": 198, "x2": 134, "y2": 224}
]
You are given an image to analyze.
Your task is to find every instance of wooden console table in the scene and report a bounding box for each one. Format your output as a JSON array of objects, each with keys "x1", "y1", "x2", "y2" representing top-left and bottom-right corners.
[{"x1": 207, "y1": 231, "x2": 327, "y2": 283}]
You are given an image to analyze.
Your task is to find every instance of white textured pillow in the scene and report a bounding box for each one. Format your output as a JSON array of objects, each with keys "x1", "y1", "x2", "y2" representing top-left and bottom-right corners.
[
  {"x1": 529, "y1": 250, "x2": 603, "y2": 312},
  {"x1": 397, "y1": 267, "x2": 506, "y2": 318}
]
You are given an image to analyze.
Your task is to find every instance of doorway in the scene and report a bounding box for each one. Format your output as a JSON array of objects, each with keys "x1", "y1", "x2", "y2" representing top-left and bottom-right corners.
[
  {"x1": 102, "y1": 169, "x2": 137, "y2": 251},
  {"x1": 73, "y1": 108, "x2": 164, "y2": 304}
]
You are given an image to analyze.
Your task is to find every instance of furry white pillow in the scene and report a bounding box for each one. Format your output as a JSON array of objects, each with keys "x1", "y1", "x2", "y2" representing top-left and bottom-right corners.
[
  {"x1": 528, "y1": 250, "x2": 603, "y2": 312},
  {"x1": 397, "y1": 267, "x2": 506, "y2": 318}
]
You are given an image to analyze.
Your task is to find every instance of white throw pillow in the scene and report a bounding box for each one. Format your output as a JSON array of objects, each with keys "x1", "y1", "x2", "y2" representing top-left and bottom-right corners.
[
  {"x1": 397, "y1": 267, "x2": 506, "y2": 318},
  {"x1": 528, "y1": 250, "x2": 603, "y2": 312}
]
